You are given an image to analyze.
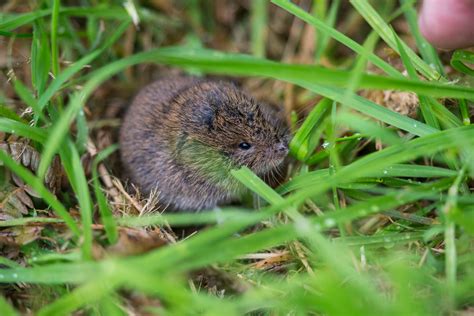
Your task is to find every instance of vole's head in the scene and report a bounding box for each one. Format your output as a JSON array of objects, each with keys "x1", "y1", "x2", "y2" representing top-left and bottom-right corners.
[{"x1": 184, "y1": 82, "x2": 290, "y2": 175}]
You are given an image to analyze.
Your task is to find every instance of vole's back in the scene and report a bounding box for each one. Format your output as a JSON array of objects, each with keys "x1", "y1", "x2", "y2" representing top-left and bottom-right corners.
[{"x1": 120, "y1": 77, "x2": 235, "y2": 211}]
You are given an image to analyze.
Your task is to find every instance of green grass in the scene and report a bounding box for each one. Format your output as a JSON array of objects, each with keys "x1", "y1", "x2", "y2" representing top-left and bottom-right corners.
[{"x1": 1, "y1": 1, "x2": 474, "y2": 315}]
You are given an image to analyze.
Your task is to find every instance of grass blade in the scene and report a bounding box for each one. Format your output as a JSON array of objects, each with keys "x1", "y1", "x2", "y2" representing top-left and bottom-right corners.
[
  {"x1": 394, "y1": 28, "x2": 440, "y2": 129},
  {"x1": 92, "y1": 145, "x2": 119, "y2": 245},
  {"x1": 290, "y1": 98, "x2": 331, "y2": 161},
  {"x1": 51, "y1": 0, "x2": 61, "y2": 76},
  {"x1": 68, "y1": 142, "x2": 93, "y2": 260},
  {"x1": 31, "y1": 19, "x2": 51, "y2": 95},
  {"x1": 0, "y1": 296, "x2": 18, "y2": 316},
  {"x1": 251, "y1": 0, "x2": 267, "y2": 57},
  {"x1": 0, "y1": 118, "x2": 47, "y2": 143},
  {"x1": 451, "y1": 50, "x2": 474, "y2": 77},
  {"x1": 401, "y1": 0, "x2": 444, "y2": 76}
]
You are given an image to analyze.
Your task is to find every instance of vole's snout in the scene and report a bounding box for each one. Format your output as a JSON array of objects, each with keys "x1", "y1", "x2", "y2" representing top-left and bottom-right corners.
[
  {"x1": 272, "y1": 140, "x2": 289, "y2": 157},
  {"x1": 276, "y1": 142, "x2": 288, "y2": 153}
]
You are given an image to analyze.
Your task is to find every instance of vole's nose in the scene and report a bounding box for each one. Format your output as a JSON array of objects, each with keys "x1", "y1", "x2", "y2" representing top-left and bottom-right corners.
[{"x1": 274, "y1": 141, "x2": 289, "y2": 155}]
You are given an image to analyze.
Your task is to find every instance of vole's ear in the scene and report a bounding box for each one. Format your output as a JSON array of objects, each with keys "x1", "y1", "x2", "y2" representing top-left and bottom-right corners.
[{"x1": 195, "y1": 105, "x2": 216, "y2": 132}]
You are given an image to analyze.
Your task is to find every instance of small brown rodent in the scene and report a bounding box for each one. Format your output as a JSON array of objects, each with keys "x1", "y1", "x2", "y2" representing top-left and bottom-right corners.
[{"x1": 120, "y1": 76, "x2": 289, "y2": 211}]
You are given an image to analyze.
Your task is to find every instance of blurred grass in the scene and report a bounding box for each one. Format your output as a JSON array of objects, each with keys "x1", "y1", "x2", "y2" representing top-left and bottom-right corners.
[{"x1": 0, "y1": 0, "x2": 473, "y2": 315}]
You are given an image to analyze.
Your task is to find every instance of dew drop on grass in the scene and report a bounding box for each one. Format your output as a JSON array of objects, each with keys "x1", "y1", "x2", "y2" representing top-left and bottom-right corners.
[
  {"x1": 413, "y1": 123, "x2": 418, "y2": 128},
  {"x1": 295, "y1": 218, "x2": 311, "y2": 233},
  {"x1": 322, "y1": 141, "x2": 330, "y2": 149},
  {"x1": 370, "y1": 205, "x2": 379, "y2": 212},
  {"x1": 0, "y1": 274, "x2": 4, "y2": 279},
  {"x1": 383, "y1": 170, "x2": 388, "y2": 175},
  {"x1": 12, "y1": 273, "x2": 18, "y2": 279},
  {"x1": 324, "y1": 218, "x2": 336, "y2": 227}
]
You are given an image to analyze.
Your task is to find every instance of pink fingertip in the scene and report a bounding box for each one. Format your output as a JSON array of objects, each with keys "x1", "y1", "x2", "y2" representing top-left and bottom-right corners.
[{"x1": 419, "y1": 0, "x2": 474, "y2": 50}]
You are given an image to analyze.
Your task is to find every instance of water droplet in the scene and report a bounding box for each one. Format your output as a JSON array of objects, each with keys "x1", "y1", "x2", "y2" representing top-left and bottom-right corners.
[
  {"x1": 324, "y1": 218, "x2": 336, "y2": 227},
  {"x1": 0, "y1": 275, "x2": 4, "y2": 279},
  {"x1": 370, "y1": 205, "x2": 379, "y2": 212},
  {"x1": 383, "y1": 170, "x2": 388, "y2": 175},
  {"x1": 10, "y1": 129, "x2": 15, "y2": 134},
  {"x1": 413, "y1": 123, "x2": 418, "y2": 128},
  {"x1": 12, "y1": 273, "x2": 18, "y2": 278},
  {"x1": 295, "y1": 219, "x2": 311, "y2": 233},
  {"x1": 322, "y1": 141, "x2": 330, "y2": 149}
]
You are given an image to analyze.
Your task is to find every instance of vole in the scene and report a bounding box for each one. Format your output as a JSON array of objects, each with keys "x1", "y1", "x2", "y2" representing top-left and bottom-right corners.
[{"x1": 119, "y1": 76, "x2": 289, "y2": 211}]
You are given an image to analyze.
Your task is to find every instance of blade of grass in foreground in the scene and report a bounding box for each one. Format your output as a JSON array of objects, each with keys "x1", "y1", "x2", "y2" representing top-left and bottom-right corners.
[
  {"x1": 0, "y1": 217, "x2": 64, "y2": 227},
  {"x1": 68, "y1": 141, "x2": 94, "y2": 260},
  {"x1": 37, "y1": 277, "x2": 121, "y2": 316},
  {"x1": 154, "y1": 47, "x2": 474, "y2": 98},
  {"x1": 290, "y1": 98, "x2": 332, "y2": 161},
  {"x1": 443, "y1": 167, "x2": 466, "y2": 310},
  {"x1": 451, "y1": 50, "x2": 474, "y2": 77},
  {"x1": 117, "y1": 209, "x2": 262, "y2": 227},
  {"x1": 394, "y1": 29, "x2": 439, "y2": 129},
  {"x1": 278, "y1": 164, "x2": 458, "y2": 194},
  {"x1": 335, "y1": 231, "x2": 432, "y2": 247},
  {"x1": 231, "y1": 167, "x2": 304, "y2": 222},
  {"x1": 0, "y1": 118, "x2": 47, "y2": 143},
  {"x1": 92, "y1": 145, "x2": 119, "y2": 245},
  {"x1": 335, "y1": 111, "x2": 403, "y2": 146},
  {"x1": 0, "y1": 296, "x2": 18, "y2": 316}
]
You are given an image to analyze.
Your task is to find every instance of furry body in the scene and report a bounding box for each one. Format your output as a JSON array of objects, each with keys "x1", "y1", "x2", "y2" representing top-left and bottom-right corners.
[{"x1": 120, "y1": 77, "x2": 288, "y2": 211}]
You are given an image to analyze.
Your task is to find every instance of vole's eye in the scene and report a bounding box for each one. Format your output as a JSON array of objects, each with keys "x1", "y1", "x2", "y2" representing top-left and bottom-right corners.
[{"x1": 238, "y1": 142, "x2": 252, "y2": 150}]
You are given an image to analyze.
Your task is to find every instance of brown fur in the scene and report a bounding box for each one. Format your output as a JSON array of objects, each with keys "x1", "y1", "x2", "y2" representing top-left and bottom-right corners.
[{"x1": 120, "y1": 77, "x2": 289, "y2": 211}]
